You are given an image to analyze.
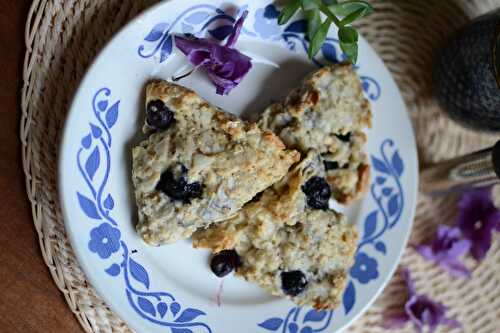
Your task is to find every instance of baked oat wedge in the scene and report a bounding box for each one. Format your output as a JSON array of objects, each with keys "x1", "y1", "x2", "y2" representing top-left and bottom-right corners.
[
  {"x1": 259, "y1": 62, "x2": 372, "y2": 203},
  {"x1": 193, "y1": 153, "x2": 358, "y2": 309},
  {"x1": 132, "y1": 80, "x2": 299, "y2": 245}
]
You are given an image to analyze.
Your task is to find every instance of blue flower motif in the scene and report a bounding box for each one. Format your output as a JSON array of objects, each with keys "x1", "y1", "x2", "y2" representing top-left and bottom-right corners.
[
  {"x1": 253, "y1": 5, "x2": 281, "y2": 39},
  {"x1": 88, "y1": 223, "x2": 121, "y2": 259},
  {"x1": 350, "y1": 252, "x2": 379, "y2": 284}
]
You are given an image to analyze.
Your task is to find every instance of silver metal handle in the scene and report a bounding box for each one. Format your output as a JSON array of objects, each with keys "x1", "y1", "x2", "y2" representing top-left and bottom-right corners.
[{"x1": 420, "y1": 141, "x2": 500, "y2": 195}]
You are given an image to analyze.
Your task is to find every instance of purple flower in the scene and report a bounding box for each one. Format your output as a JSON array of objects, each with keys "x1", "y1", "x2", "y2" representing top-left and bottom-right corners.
[
  {"x1": 415, "y1": 225, "x2": 471, "y2": 278},
  {"x1": 456, "y1": 187, "x2": 500, "y2": 261},
  {"x1": 175, "y1": 11, "x2": 252, "y2": 95},
  {"x1": 385, "y1": 268, "x2": 460, "y2": 332}
]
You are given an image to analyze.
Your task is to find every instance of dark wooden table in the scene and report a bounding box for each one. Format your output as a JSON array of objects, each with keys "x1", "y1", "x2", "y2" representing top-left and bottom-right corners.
[{"x1": 0, "y1": 1, "x2": 82, "y2": 332}]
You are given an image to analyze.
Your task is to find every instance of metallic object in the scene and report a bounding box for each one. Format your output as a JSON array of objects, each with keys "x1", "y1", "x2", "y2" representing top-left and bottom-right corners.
[
  {"x1": 434, "y1": 9, "x2": 500, "y2": 131},
  {"x1": 421, "y1": 141, "x2": 500, "y2": 194}
]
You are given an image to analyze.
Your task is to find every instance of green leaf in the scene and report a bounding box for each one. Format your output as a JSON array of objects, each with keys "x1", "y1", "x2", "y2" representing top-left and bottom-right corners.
[
  {"x1": 338, "y1": 26, "x2": 358, "y2": 43},
  {"x1": 340, "y1": 41, "x2": 358, "y2": 63},
  {"x1": 306, "y1": 9, "x2": 322, "y2": 41},
  {"x1": 278, "y1": 0, "x2": 302, "y2": 25},
  {"x1": 329, "y1": 0, "x2": 373, "y2": 18},
  {"x1": 302, "y1": 0, "x2": 319, "y2": 11},
  {"x1": 308, "y1": 18, "x2": 332, "y2": 59},
  {"x1": 322, "y1": 0, "x2": 338, "y2": 4},
  {"x1": 340, "y1": 7, "x2": 367, "y2": 26}
]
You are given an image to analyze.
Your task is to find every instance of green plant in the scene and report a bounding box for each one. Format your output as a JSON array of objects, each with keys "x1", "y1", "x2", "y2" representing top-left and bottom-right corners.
[{"x1": 278, "y1": 0, "x2": 373, "y2": 63}]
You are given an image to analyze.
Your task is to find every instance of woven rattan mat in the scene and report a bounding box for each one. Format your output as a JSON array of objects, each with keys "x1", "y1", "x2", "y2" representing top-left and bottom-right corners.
[{"x1": 21, "y1": 0, "x2": 500, "y2": 332}]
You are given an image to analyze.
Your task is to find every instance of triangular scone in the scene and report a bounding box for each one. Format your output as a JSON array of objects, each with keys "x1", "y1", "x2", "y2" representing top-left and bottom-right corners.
[
  {"x1": 259, "y1": 62, "x2": 372, "y2": 203},
  {"x1": 132, "y1": 81, "x2": 300, "y2": 245},
  {"x1": 193, "y1": 153, "x2": 358, "y2": 309}
]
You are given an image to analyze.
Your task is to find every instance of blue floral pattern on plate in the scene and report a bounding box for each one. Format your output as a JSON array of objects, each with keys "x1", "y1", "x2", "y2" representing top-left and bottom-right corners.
[
  {"x1": 75, "y1": 3, "x2": 404, "y2": 333},
  {"x1": 77, "y1": 88, "x2": 212, "y2": 333}
]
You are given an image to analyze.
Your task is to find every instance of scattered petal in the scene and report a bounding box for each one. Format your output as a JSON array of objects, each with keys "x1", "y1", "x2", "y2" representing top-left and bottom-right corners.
[
  {"x1": 456, "y1": 187, "x2": 499, "y2": 261},
  {"x1": 386, "y1": 268, "x2": 460, "y2": 332},
  {"x1": 414, "y1": 225, "x2": 471, "y2": 278}
]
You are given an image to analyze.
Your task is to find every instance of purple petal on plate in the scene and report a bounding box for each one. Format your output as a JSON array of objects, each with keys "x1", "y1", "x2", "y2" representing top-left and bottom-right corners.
[
  {"x1": 226, "y1": 10, "x2": 248, "y2": 48},
  {"x1": 207, "y1": 72, "x2": 236, "y2": 95},
  {"x1": 174, "y1": 37, "x2": 212, "y2": 65},
  {"x1": 174, "y1": 11, "x2": 252, "y2": 95},
  {"x1": 204, "y1": 46, "x2": 252, "y2": 95}
]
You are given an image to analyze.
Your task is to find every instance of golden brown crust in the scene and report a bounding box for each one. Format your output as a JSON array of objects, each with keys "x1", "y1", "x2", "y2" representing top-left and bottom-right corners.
[{"x1": 356, "y1": 163, "x2": 371, "y2": 199}]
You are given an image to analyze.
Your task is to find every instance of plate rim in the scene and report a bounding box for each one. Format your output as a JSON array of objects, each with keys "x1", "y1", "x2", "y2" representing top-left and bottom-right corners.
[{"x1": 58, "y1": 1, "x2": 419, "y2": 332}]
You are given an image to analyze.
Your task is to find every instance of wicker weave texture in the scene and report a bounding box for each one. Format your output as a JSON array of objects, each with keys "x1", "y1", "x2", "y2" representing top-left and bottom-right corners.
[{"x1": 21, "y1": 1, "x2": 500, "y2": 332}]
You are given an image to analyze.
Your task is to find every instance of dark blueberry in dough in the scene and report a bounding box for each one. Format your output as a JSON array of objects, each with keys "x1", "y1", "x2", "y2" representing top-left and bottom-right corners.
[
  {"x1": 156, "y1": 164, "x2": 203, "y2": 203},
  {"x1": 185, "y1": 182, "x2": 203, "y2": 200},
  {"x1": 302, "y1": 177, "x2": 331, "y2": 210},
  {"x1": 156, "y1": 169, "x2": 186, "y2": 201},
  {"x1": 281, "y1": 270, "x2": 308, "y2": 296},
  {"x1": 324, "y1": 160, "x2": 340, "y2": 170},
  {"x1": 210, "y1": 250, "x2": 241, "y2": 278},
  {"x1": 146, "y1": 99, "x2": 174, "y2": 130},
  {"x1": 336, "y1": 132, "x2": 351, "y2": 142},
  {"x1": 324, "y1": 160, "x2": 349, "y2": 170}
]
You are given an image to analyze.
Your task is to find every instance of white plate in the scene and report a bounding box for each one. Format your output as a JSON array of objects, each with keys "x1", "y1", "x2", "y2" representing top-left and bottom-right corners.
[{"x1": 59, "y1": 1, "x2": 418, "y2": 332}]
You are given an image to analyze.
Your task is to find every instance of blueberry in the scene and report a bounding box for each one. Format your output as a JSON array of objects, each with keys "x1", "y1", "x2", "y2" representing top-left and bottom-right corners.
[
  {"x1": 301, "y1": 177, "x2": 331, "y2": 210},
  {"x1": 146, "y1": 100, "x2": 174, "y2": 130},
  {"x1": 324, "y1": 161, "x2": 340, "y2": 170},
  {"x1": 185, "y1": 182, "x2": 203, "y2": 200},
  {"x1": 156, "y1": 164, "x2": 203, "y2": 203},
  {"x1": 336, "y1": 132, "x2": 351, "y2": 142},
  {"x1": 281, "y1": 270, "x2": 308, "y2": 296},
  {"x1": 324, "y1": 160, "x2": 349, "y2": 171},
  {"x1": 210, "y1": 250, "x2": 241, "y2": 278}
]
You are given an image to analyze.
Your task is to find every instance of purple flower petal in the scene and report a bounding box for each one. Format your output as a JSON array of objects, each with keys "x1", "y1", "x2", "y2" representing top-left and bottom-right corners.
[
  {"x1": 456, "y1": 187, "x2": 499, "y2": 261},
  {"x1": 207, "y1": 70, "x2": 237, "y2": 95},
  {"x1": 436, "y1": 224, "x2": 460, "y2": 240},
  {"x1": 175, "y1": 37, "x2": 212, "y2": 65},
  {"x1": 226, "y1": 10, "x2": 248, "y2": 48},
  {"x1": 444, "y1": 238, "x2": 471, "y2": 260},
  {"x1": 173, "y1": 10, "x2": 252, "y2": 96},
  {"x1": 415, "y1": 244, "x2": 435, "y2": 261},
  {"x1": 398, "y1": 268, "x2": 461, "y2": 332},
  {"x1": 440, "y1": 260, "x2": 471, "y2": 278},
  {"x1": 415, "y1": 225, "x2": 471, "y2": 278},
  {"x1": 406, "y1": 295, "x2": 446, "y2": 332}
]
